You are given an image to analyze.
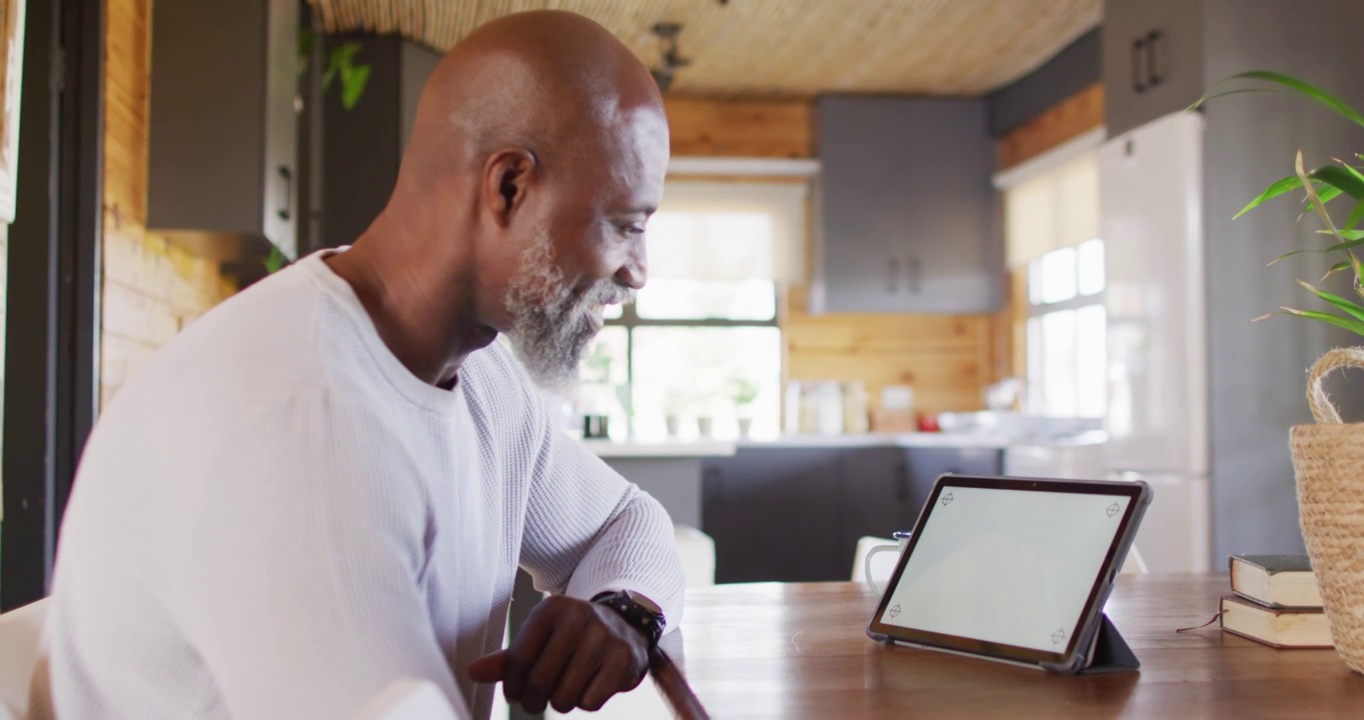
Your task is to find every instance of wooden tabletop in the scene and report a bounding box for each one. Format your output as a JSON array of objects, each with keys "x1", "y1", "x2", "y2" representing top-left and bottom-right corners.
[{"x1": 670, "y1": 574, "x2": 1364, "y2": 719}]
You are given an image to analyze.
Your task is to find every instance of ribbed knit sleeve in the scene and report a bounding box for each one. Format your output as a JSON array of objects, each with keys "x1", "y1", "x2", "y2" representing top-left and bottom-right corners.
[
  {"x1": 516, "y1": 404, "x2": 687, "y2": 631},
  {"x1": 175, "y1": 393, "x2": 471, "y2": 719}
]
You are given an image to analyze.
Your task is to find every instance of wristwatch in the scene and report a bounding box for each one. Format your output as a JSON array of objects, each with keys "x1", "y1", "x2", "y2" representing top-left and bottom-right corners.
[{"x1": 592, "y1": 590, "x2": 666, "y2": 647}]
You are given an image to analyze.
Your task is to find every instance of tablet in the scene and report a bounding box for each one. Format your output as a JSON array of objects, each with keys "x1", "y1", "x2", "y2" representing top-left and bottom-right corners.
[{"x1": 866, "y1": 475, "x2": 1151, "y2": 674}]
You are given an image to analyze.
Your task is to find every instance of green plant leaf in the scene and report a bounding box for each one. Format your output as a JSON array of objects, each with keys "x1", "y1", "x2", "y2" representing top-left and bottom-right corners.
[
  {"x1": 1347, "y1": 199, "x2": 1364, "y2": 230},
  {"x1": 1235, "y1": 175, "x2": 1303, "y2": 218},
  {"x1": 341, "y1": 65, "x2": 371, "y2": 110},
  {"x1": 1228, "y1": 70, "x2": 1364, "y2": 127},
  {"x1": 299, "y1": 29, "x2": 316, "y2": 57},
  {"x1": 1318, "y1": 228, "x2": 1364, "y2": 241},
  {"x1": 1298, "y1": 150, "x2": 1345, "y2": 242},
  {"x1": 1324, "y1": 261, "x2": 1352, "y2": 281},
  {"x1": 264, "y1": 246, "x2": 287, "y2": 274},
  {"x1": 1310, "y1": 165, "x2": 1364, "y2": 200},
  {"x1": 1279, "y1": 307, "x2": 1364, "y2": 335},
  {"x1": 1270, "y1": 248, "x2": 1322, "y2": 265},
  {"x1": 1297, "y1": 279, "x2": 1364, "y2": 323}
]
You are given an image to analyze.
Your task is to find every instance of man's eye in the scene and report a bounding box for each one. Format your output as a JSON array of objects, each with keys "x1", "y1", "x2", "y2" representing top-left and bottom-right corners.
[{"x1": 616, "y1": 223, "x2": 645, "y2": 237}]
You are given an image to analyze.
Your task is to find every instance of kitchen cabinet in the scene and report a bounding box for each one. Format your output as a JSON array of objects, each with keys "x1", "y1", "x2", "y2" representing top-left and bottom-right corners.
[
  {"x1": 837, "y1": 447, "x2": 915, "y2": 559},
  {"x1": 1102, "y1": 0, "x2": 1203, "y2": 137},
  {"x1": 147, "y1": 0, "x2": 299, "y2": 267},
  {"x1": 702, "y1": 445, "x2": 1003, "y2": 583},
  {"x1": 300, "y1": 35, "x2": 440, "y2": 253},
  {"x1": 702, "y1": 448, "x2": 845, "y2": 583},
  {"x1": 814, "y1": 96, "x2": 1000, "y2": 314}
]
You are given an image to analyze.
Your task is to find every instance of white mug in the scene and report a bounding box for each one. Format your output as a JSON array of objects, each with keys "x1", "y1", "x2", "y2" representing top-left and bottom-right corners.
[{"x1": 864, "y1": 531, "x2": 912, "y2": 596}]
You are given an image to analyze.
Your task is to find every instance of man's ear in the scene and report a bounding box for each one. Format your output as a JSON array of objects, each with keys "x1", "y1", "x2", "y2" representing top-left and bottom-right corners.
[{"x1": 483, "y1": 148, "x2": 537, "y2": 229}]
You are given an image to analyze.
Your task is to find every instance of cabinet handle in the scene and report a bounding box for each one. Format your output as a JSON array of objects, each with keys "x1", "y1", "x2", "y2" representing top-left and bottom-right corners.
[
  {"x1": 277, "y1": 165, "x2": 292, "y2": 221},
  {"x1": 887, "y1": 258, "x2": 901, "y2": 294},
  {"x1": 908, "y1": 257, "x2": 923, "y2": 293},
  {"x1": 1131, "y1": 37, "x2": 1148, "y2": 93},
  {"x1": 1145, "y1": 30, "x2": 1164, "y2": 88}
]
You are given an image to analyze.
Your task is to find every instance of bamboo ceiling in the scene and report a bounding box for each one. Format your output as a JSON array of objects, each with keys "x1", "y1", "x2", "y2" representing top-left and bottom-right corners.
[{"x1": 306, "y1": 0, "x2": 1101, "y2": 98}]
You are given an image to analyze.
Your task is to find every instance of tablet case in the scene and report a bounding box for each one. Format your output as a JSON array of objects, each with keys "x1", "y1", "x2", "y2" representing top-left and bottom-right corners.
[{"x1": 1041, "y1": 614, "x2": 1140, "y2": 675}]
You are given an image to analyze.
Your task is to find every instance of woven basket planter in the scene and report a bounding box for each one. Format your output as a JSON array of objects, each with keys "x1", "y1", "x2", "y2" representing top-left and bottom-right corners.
[{"x1": 1290, "y1": 347, "x2": 1364, "y2": 673}]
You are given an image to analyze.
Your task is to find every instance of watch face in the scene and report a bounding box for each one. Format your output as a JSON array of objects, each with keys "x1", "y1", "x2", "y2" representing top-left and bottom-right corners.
[{"x1": 624, "y1": 591, "x2": 662, "y2": 616}]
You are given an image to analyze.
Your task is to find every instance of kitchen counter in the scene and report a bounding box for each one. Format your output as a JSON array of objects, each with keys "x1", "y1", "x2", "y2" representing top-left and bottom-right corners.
[
  {"x1": 583, "y1": 431, "x2": 1106, "y2": 457},
  {"x1": 580, "y1": 439, "x2": 737, "y2": 458}
]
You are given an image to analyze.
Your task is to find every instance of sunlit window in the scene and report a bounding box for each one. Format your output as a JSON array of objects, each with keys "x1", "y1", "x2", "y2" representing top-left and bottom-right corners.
[
  {"x1": 577, "y1": 181, "x2": 807, "y2": 441},
  {"x1": 1025, "y1": 241, "x2": 1106, "y2": 418}
]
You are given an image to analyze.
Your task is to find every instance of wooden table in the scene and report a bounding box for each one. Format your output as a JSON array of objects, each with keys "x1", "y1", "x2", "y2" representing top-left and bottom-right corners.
[{"x1": 671, "y1": 574, "x2": 1364, "y2": 718}]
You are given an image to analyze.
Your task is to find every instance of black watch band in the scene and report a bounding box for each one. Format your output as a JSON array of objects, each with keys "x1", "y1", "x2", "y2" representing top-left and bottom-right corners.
[{"x1": 592, "y1": 590, "x2": 666, "y2": 647}]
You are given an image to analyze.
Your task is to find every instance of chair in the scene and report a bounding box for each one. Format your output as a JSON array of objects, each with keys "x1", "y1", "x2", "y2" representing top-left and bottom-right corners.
[{"x1": 0, "y1": 598, "x2": 49, "y2": 720}]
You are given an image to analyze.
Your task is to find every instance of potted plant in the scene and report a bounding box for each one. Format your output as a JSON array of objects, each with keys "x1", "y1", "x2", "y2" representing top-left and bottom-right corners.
[
  {"x1": 1199, "y1": 71, "x2": 1364, "y2": 673},
  {"x1": 730, "y1": 376, "x2": 760, "y2": 439}
]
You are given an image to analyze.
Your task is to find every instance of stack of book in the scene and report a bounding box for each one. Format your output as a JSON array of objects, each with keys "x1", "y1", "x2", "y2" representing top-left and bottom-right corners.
[{"x1": 1220, "y1": 554, "x2": 1331, "y2": 648}]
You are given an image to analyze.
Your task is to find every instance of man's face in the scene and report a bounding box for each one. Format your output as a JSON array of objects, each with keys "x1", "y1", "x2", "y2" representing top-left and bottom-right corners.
[{"x1": 504, "y1": 108, "x2": 668, "y2": 391}]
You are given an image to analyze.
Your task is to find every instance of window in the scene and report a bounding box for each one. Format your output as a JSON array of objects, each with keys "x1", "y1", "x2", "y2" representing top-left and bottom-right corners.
[
  {"x1": 578, "y1": 181, "x2": 807, "y2": 441},
  {"x1": 1003, "y1": 151, "x2": 1105, "y2": 418},
  {"x1": 1025, "y1": 240, "x2": 1106, "y2": 417}
]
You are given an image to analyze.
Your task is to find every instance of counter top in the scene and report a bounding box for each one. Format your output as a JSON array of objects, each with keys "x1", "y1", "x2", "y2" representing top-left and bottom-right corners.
[
  {"x1": 581, "y1": 440, "x2": 738, "y2": 458},
  {"x1": 583, "y1": 431, "x2": 1106, "y2": 457}
]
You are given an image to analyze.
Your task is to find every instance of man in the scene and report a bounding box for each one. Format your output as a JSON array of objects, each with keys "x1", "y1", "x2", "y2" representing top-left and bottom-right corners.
[{"x1": 31, "y1": 10, "x2": 682, "y2": 719}]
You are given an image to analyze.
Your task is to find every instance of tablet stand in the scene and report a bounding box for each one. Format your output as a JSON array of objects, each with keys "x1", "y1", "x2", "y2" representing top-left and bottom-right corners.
[{"x1": 1046, "y1": 614, "x2": 1139, "y2": 675}]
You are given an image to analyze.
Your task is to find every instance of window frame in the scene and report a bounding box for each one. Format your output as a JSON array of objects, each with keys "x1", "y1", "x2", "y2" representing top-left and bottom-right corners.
[{"x1": 605, "y1": 291, "x2": 782, "y2": 413}]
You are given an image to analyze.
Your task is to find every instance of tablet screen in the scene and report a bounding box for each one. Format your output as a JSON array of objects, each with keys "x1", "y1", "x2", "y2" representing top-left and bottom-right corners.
[{"x1": 869, "y1": 478, "x2": 1145, "y2": 664}]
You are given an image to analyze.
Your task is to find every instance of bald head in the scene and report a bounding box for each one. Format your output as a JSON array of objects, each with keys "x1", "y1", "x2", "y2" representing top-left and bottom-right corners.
[
  {"x1": 359, "y1": 10, "x2": 669, "y2": 390},
  {"x1": 402, "y1": 10, "x2": 666, "y2": 187}
]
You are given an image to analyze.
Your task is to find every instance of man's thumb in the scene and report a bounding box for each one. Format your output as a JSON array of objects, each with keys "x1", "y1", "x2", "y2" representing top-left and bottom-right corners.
[{"x1": 467, "y1": 651, "x2": 506, "y2": 684}]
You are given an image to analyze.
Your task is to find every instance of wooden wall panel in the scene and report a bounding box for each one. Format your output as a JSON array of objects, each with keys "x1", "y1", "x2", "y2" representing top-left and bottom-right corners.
[
  {"x1": 101, "y1": 0, "x2": 237, "y2": 408},
  {"x1": 782, "y1": 286, "x2": 991, "y2": 416},
  {"x1": 664, "y1": 97, "x2": 813, "y2": 159},
  {"x1": 997, "y1": 83, "x2": 1104, "y2": 170}
]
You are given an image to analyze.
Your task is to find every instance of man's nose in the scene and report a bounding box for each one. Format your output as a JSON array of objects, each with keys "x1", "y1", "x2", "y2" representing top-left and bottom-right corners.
[{"x1": 614, "y1": 238, "x2": 648, "y2": 290}]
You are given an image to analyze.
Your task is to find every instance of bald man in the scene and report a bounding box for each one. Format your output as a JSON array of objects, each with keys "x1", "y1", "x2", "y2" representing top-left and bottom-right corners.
[{"x1": 32, "y1": 11, "x2": 683, "y2": 720}]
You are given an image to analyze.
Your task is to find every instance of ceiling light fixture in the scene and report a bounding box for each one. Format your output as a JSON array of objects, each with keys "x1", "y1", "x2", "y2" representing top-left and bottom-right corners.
[{"x1": 649, "y1": 22, "x2": 690, "y2": 92}]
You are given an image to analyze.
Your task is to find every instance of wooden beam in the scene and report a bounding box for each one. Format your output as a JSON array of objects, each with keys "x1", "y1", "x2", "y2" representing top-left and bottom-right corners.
[
  {"x1": 997, "y1": 83, "x2": 1104, "y2": 170},
  {"x1": 664, "y1": 97, "x2": 812, "y2": 159}
]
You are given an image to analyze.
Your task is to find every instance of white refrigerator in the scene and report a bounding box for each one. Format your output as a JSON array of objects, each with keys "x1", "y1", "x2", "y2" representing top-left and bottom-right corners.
[{"x1": 1099, "y1": 111, "x2": 1211, "y2": 573}]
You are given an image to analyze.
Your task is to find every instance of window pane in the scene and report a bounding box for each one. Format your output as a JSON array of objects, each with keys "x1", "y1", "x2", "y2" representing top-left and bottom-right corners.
[
  {"x1": 1075, "y1": 305, "x2": 1107, "y2": 418},
  {"x1": 1025, "y1": 316, "x2": 1044, "y2": 413},
  {"x1": 1077, "y1": 239, "x2": 1105, "y2": 296},
  {"x1": 636, "y1": 278, "x2": 776, "y2": 321},
  {"x1": 577, "y1": 327, "x2": 630, "y2": 441},
  {"x1": 630, "y1": 327, "x2": 782, "y2": 442},
  {"x1": 1039, "y1": 247, "x2": 1077, "y2": 304},
  {"x1": 1040, "y1": 309, "x2": 1077, "y2": 416},
  {"x1": 602, "y1": 303, "x2": 624, "y2": 320},
  {"x1": 1028, "y1": 258, "x2": 1044, "y2": 306}
]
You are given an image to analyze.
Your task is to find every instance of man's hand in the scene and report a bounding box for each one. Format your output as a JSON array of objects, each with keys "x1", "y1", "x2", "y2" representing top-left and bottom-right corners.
[{"x1": 468, "y1": 595, "x2": 649, "y2": 714}]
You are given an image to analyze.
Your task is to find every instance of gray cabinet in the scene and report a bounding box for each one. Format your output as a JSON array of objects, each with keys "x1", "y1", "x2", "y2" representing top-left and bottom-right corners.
[
  {"x1": 702, "y1": 448, "x2": 845, "y2": 583},
  {"x1": 301, "y1": 35, "x2": 440, "y2": 253},
  {"x1": 702, "y1": 445, "x2": 1002, "y2": 583},
  {"x1": 148, "y1": 0, "x2": 299, "y2": 264},
  {"x1": 1103, "y1": 0, "x2": 1204, "y2": 137},
  {"x1": 814, "y1": 97, "x2": 1000, "y2": 314}
]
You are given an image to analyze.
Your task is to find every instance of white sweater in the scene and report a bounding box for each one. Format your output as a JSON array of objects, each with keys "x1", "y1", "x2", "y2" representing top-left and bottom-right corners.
[{"x1": 30, "y1": 251, "x2": 685, "y2": 720}]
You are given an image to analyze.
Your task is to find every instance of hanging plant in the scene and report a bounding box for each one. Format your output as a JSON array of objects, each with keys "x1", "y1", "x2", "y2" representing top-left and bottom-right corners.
[{"x1": 299, "y1": 30, "x2": 372, "y2": 111}]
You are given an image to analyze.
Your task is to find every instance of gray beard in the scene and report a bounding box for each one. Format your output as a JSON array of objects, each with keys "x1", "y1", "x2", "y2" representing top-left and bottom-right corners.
[{"x1": 504, "y1": 231, "x2": 632, "y2": 392}]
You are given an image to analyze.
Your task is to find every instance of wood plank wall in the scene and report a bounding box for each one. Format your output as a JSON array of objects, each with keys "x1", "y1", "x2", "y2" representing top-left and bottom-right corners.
[
  {"x1": 664, "y1": 97, "x2": 999, "y2": 417},
  {"x1": 995, "y1": 83, "x2": 1105, "y2": 380},
  {"x1": 102, "y1": 0, "x2": 237, "y2": 409}
]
